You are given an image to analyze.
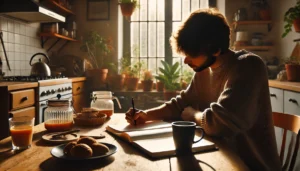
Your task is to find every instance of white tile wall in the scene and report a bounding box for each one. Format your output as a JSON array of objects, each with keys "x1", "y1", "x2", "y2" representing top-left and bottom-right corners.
[{"x1": 0, "y1": 16, "x2": 47, "y2": 76}]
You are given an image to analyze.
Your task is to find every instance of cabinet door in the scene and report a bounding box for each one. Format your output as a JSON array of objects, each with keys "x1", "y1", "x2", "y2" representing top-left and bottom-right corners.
[
  {"x1": 73, "y1": 94, "x2": 88, "y2": 113},
  {"x1": 10, "y1": 89, "x2": 35, "y2": 110},
  {"x1": 72, "y1": 81, "x2": 85, "y2": 96},
  {"x1": 10, "y1": 107, "x2": 35, "y2": 118},
  {"x1": 269, "y1": 87, "x2": 283, "y2": 113},
  {"x1": 284, "y1": 90, "x2": 300, "y2": 116}
]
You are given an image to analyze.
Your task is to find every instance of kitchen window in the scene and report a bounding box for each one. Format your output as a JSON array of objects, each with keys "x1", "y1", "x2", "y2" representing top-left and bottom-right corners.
[{"x1": 121, "y1": 0, "x2": 209, "y2": 75}]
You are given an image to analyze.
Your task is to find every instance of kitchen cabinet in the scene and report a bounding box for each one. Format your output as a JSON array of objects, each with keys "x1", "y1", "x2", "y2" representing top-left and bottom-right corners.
[
  {"x1": 72, "y1": 80, "x2": 88, "y2": 113},
  {"x1": 269, "y1": 87, "x2": 283, "y2": 113},
  {"x1": 283, "y1": 90, "x2": 300, "y2": 116},
  {"x1": 0, "y1": 83, "x2": 38, "y2": 140}
]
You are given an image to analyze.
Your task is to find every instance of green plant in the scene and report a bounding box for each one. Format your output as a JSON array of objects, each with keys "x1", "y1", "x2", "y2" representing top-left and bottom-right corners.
[
  {"x1": 155, "y1": 61, "x2": 180, "y2": 91},
  {"x1": 181, "y1": 67, "x2": 194, "y2": 83},
  {"x1": 80, "y1": 31, "x2": 113, "y2": 69},
  {"x1": 282, "y1": 1, "x2": 300, "y2": 38}
]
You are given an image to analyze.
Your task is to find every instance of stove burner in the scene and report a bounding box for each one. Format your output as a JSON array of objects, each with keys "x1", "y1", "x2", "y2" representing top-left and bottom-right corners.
[{"x1": 3, "y1": 75, "x2": 67, "y2": 82}]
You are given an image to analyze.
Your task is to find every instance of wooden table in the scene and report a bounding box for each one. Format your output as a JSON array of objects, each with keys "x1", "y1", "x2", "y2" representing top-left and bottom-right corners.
[{"x1": 0, "y1": 115, "x2": 249, "y2": 171}]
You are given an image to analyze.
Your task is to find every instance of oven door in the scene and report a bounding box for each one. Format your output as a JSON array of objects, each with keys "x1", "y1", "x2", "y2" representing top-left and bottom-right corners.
[{"x1": 38, "y1": 94, "x2": 73, "y2": 124}]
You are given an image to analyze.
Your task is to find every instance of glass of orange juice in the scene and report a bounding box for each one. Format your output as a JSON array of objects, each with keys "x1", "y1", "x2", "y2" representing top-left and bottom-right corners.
[{"x1": 9, "y1": 116, "x2": 35, "y2": 150}]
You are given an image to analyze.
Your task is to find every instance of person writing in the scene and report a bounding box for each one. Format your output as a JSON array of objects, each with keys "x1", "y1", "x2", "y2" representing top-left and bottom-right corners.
[{"x1": 125, "y1": 8, "x2": 281, "y2": 170}]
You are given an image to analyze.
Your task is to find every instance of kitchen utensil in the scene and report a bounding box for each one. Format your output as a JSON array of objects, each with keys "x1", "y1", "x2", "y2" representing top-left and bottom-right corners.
[
  {"x1": 42, "y1": 132, "x2": 79, "y2": 144},
  {"x1": 0, "y1": 32, "x2": 11, "y2": 71},
  {"x1": 29, "y1": 53, "x2": 51, "y2": 77}
]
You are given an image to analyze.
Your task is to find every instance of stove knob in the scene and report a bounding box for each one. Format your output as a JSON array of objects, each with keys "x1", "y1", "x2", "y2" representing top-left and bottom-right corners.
[
  {"x1": 51, "y1": 89, "x2": 56, "y2": 94},
  {"x1": 68, "y1": 86, "x2": 72, "y2": 90},
  {"x1": 58, "y1": 88, "x2": 62, "y2": 92},
  {"x1": 41, "y1": 91, "x2": 46, "y2": 96},
  {"x1": 61, "y1": 88, "x2": 65, "y2": 92},
  {"x1": 64, "y1": 87, "x2": 68, "y2": 91},
  {"x1": 46, "y1": 90, "x2": 51, "y2": 95}
]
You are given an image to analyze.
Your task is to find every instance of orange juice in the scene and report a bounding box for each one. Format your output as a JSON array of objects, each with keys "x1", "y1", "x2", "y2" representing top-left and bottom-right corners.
[
  {"x1": 44, "y1": 120, "x2": 73, "y2": 132},
  {"x1": 10, "y1": 125, "x2": 33, "y2": 147},
  {"x1": 99, "y1": 110, "x2": 113, "y2": 117}
]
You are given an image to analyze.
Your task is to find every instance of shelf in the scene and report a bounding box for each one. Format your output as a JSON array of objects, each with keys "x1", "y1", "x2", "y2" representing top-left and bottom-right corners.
[
  {"x1": 232, "y1": 20, "x2": 272, "y2": 32},
  {"x1": 40, "y1": 32, "x2": 77, "y2": 52},
  {"x1": 234, "y1": 46, "x2": 273, "y2": 51},
  {"x1": 42, "y1": 0, "x2": 75, "y2": 16}
]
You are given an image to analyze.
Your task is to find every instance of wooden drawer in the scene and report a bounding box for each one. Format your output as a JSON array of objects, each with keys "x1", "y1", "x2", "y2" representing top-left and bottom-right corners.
[
  {"x1": 10, "y1": 89, "x2": 35, "y2": 110},
  {"x1": 269, "y1": 87, "x2": 284, "y2": 113},
  {"x1": 9, "y1": 107, "x2": 35, "y2": 118},
  {"x1": 283, "y1": 90, "x2": 300, "y2": 116},
  {"x1": 72, "y1": 82, "x2": 85, "y2": 95}
]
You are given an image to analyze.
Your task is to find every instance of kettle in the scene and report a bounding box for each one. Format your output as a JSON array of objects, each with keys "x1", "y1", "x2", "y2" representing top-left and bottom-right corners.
[{"x1": 29, "y1": 53, "x2": 51, "y2": 77}]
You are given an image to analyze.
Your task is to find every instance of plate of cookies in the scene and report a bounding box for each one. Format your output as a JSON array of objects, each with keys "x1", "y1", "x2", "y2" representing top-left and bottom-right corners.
[{"x1": 51, "y1": 137, "x2": 117, "y2": 160}]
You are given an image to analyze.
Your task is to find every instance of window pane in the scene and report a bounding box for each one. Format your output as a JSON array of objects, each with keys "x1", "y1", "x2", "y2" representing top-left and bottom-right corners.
[
  {"x1": 140, "y1": 0, "x2": 148, "y2": 21},
  {"x1": 191, "y1": 0, "x2": 200, "y2": 12},
  {"x1": 148, "y1": 58, "x2": 157, "y2": 72},
  {"x1": 157, "y1": 0, "x2": 165, "y2": 21},
  {"x1": 200, "y1": 0, "x2": 209, "y2": 9},
  {"x1": 131, "y1": 23, "x2": 139, "y2": 57},
  {"x1": 182, "y1": 0, "x2": 191, "y2": 20},
  {"x1": 140, "y1": 22, "x2": 147, "y2": 57},
  {"x1": 172, "y1": 0, "x2": 181, "y2": 21},
  {"x1": 131, "y1": 1, "x2": 140, "y2": 21},
  {"x1": 157, "y1": 22, "x2": 165, "y2": 57},
  {"x1": 148, "y1": 0, "x2": 156, "y2": 21},
  {"x1": 156, "y1": 57, "x2": 164, "y2": 73},
  {"x1": 148, "y1": 22, "x2": 156, "y2": 57}
]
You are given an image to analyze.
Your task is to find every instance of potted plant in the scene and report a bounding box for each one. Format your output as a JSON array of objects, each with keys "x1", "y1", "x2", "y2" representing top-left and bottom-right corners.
[
  {"x1": 284, "y1": 56, "x2": 300, "y2": 81},
  {"x1": 141, "y1": 70, "x2": 153, "y2": 91},
  {"x1": 282, "y1": 1, "x2": 300, "y2": 38},
  {"x1": 106, "y1": 60, "x2": 126, "y2": 91},
  {"x1": 81, "y1": 31, "x2": 113, "y2": 89},
  {"x1": 155, "y1": 61, "x2": 180, "y2": 100},
  {"x1": 124, "y1": 60, "x2": 143, "y2": 91},
  {"x1": 119, "y1": 0, "x2": 138, "y2": 18}
]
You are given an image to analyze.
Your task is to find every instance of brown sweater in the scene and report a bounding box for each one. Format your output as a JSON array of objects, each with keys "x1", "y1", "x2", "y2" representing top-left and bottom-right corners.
[{"x1": 147, "y1": 50, "x2": 281, "y2": 170}]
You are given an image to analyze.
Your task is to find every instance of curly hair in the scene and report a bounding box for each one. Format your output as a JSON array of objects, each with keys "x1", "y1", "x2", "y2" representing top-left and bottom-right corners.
[{"x1": 170, "y1": 8, "x2": 231, "y2": 57}]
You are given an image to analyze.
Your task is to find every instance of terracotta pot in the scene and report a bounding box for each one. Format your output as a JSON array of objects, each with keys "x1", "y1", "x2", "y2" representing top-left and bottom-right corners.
[
  {"x1": 85, "y1": 68, "x2": 108, "y2": 89},
  {"x1": 120, "y1": 3, "x2": 136, "y2": 17},
  {"x1": 163, "y1": 90, "x2": 177, "y2": 101},
  {"x1": 285, "y1": 64, "x2": 300, "y2": 81},
  {"x1": 259, "y1": 9, "x2": 271, "y2": 20},
  {"x1": 156, "y1": 81, "x2": 164, "y2": 92},
  {"x1": 142, "y1": 80, "x2": 153, "y2": 91},
  {"x1": 126, "y1": 77, "x2": 139, "y2": 91},
  {"x1": 293, "y1": 18, "x2": 300, "y2": 33},
  {"x1": 107, "y1": 74, "x2": 126, "y2": 90}
]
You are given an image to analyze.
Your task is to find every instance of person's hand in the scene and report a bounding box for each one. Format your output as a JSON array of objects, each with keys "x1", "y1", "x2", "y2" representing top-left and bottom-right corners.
[
  {"x1": 181, "y1": 106, "x2": 199, "y2": 122},
  {"x1": 125, "y1": 108, "x2": 148, "y2": 125}
]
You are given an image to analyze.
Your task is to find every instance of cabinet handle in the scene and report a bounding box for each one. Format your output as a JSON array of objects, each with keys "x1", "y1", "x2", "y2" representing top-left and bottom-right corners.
[
  {"x1": 41, "y1": 103, "x2": 47, "y2": 106},
  {"x1": 270, "y1": 93, "x2": 276, "y2": 97},
  {"x1": 21, "y1": 96, "x2": 28, "y2": 102},
  {"x1": 77, "y1": 87, "x2": 81, "y2": 91},
  {"x1": 289, "y1": 98, "x2": 298, "y2": 104}
]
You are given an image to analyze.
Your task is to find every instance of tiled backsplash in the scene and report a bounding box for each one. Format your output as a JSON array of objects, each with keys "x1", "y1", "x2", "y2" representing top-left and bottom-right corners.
[{"x1": 0, "y1": 16, "x2": 47, "y2": 76}]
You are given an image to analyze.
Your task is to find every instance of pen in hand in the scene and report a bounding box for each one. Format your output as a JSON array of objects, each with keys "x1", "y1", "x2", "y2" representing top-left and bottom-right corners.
[{"x1": 131, "y1": 98, "x2": 136, "y2": 125}]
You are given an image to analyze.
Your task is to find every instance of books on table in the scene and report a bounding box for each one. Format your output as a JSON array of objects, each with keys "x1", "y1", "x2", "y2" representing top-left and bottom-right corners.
[{"x1": 106, "y1": 121, "x2": 216, "y2": 158}]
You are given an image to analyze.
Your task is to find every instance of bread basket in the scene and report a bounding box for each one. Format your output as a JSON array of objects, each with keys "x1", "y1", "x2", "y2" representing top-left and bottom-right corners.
[{"x1": 73, "y1": 108, "x2": 107, "y2": 126}]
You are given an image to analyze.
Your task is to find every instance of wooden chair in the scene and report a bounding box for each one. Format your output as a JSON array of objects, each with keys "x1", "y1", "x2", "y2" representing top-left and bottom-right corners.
[{"x1": 273, "y1": 112, "x2": 300, "y2": 171}]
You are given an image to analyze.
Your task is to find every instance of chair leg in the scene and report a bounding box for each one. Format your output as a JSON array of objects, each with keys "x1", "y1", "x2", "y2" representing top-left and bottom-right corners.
[
  {"x1": 289, "y1": 129, "x2": 300, "y2": 171},
  {"x1": 280, "y1": 129, "x2": 287, "y2": 164}
]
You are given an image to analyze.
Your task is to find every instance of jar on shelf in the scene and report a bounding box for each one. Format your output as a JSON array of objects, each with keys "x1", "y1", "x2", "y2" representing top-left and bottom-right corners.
[
  {"x1": 90, "y1": 91, "x2": 121, "y2": 117},
  {"x1": 44, "y1": 96, "x2": 74, "y2": 132}
]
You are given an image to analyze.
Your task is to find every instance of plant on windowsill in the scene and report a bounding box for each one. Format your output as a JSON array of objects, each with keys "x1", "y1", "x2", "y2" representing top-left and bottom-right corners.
[
  {"x1": 80, "y1": 31, "x2": 113, "y2": 89},
  {"x1": 284, "y1": 56, "x2": 300, "y2": 81},
  {"x1": 119, "y1": 0, "x2": 138, "y2": 18},
  {"x1": 123, "y1": 60, "x2": 143, "y2": 91},
  {"x1": 141, "y1": 70, "x2": 154, "y2": 92},
  {"x1": 282, "y1": 1, "x2": 300, "y2": 38},
  {"x1": 155, "y1": 60, "x2": 180, "y2": 100}
]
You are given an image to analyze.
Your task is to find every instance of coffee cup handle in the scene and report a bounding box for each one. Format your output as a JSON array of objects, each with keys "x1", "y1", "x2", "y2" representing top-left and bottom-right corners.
[{"x1": 193, "y1": 126, "x2": 205, "y2": 143}]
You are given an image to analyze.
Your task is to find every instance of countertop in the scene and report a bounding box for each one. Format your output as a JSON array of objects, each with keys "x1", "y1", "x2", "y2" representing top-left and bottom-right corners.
[
  {"x1": 0, "y1": 77, "x2": 86, "y2": 91},
  {"x1": 269, "y1": 80, "x2": 300, "y2": 92}
]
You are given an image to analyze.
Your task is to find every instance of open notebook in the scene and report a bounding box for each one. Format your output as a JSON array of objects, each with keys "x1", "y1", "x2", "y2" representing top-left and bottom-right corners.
[{"x1": 106, "y1": 121, "x2": 216, "y2": 158}]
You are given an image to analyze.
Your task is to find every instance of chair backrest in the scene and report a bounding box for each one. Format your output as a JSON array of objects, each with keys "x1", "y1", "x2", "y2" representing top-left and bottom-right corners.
[{"x1": 273, "y1": 112, "x2": 300, "y2": 171}]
